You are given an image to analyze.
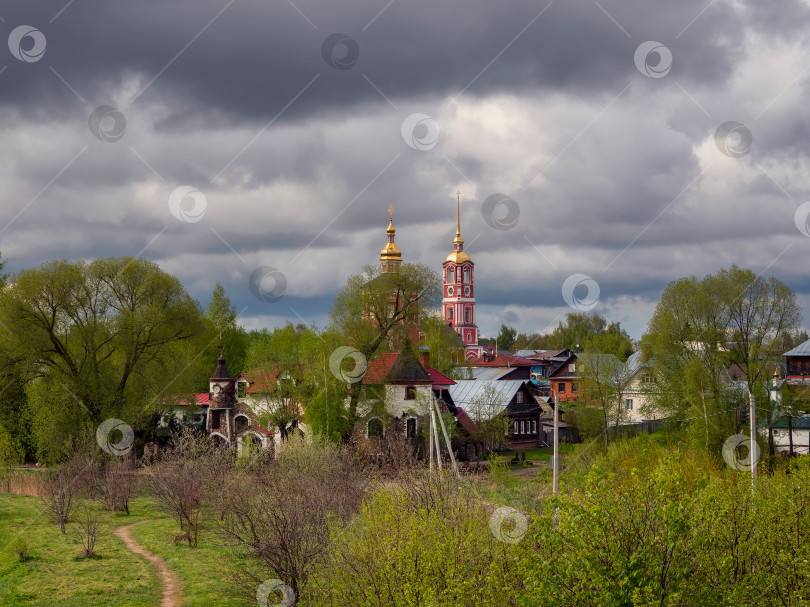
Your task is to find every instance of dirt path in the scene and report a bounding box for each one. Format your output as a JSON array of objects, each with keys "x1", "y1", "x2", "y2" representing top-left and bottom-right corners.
[{"x1": 113, "y1": 521, "x2": 183, "y2": 607}]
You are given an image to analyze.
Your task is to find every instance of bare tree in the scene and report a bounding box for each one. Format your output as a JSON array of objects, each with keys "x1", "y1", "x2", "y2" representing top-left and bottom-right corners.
[
  {"x1": 217, "y1": 436, "x2": 366, "y2": 596},
  {"x1": 468, "y1": 383, "x2": 510, "y2": 454},
  {"x1": 100, "y1": 454, "x2": 136, "y2": 515},
  {"x1": 40, "y1": 453, "x2": 97, "y2": 534},
  {"x1": 74, "y1": 502, "x2": 101, "y2": 558},
  {"x1": 146, "y1": 431, "x2": 231, "y2": 547}
]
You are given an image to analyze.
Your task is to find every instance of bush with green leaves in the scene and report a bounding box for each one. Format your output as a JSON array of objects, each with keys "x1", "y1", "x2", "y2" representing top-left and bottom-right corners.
[
  {"x1": 304, "y1": 471, "x2": 523, "y2": 606},
  {"x1": 516, "y1": 450, "x2": 810, "y2": 606}
]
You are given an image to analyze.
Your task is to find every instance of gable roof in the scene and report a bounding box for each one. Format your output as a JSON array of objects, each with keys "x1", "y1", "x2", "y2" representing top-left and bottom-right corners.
[
  {"x1": 625, "y1": 350, "x2": 650, "y2": 376},
  {"x1": 447, "y1": 380, "x2": 527, "y2": 419},
  {"x1": 785, "y1": 339, "x2": 810, "y2": 357}
]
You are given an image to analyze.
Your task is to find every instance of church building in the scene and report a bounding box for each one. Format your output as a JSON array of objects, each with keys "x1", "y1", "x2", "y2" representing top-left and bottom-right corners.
[{"x1": 443, "y1": 193, "x2": 483, "y2": 359}]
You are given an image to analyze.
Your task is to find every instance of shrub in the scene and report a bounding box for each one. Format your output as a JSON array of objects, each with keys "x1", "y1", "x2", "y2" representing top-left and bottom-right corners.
[
  {"x1": 146, "y1": 430, "x2": 231, "y2": 547},
  {"x1": 100, "y1": 453, "x2": 136, "y2": 514},
  {"x1": 40, "y1": 451, "x2": 97, "y2": 533},
  {"x1": 304, "y1": 471, "x2": 522, "y2": 606},
  {"x1": 13, "y1": 537, "x2": 29, "y2": 562}
]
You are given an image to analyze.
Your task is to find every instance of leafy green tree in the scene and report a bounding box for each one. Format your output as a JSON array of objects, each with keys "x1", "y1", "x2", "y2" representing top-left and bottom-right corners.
[
  {"x1": 420, "y1": 311, "x2": 467, "y2": 377},
  {"x1": 643, "y1": 267, "x2": 800, "y2": 453},
  {"x1": 511, "y1": 313, "x2": 634, "y2": 359},
  {"x1": 246, "y1": 324, "x2": 353, "y2": 442},
  {"x1": 204, "y1": 284, "x2": 249, "y2": 377},
  {"x1": 496, "y1": 324, "x2": 518, "y2": 351},
  {"x1": 644, "y1": 275, "x2": 734, "y2": 449},
  {"x1": 329, "y1": 263, "x2": 441, "y2": 430},
  {"x1": 0, "y1": 258, "x2": 205, "y2": 460}
]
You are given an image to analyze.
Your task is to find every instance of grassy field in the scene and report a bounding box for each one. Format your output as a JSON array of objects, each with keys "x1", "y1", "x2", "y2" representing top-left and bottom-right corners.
[
  {"x1": 0, "y1": 493, "x2": 251, "y2": 606},
  {"x1": 0, "y1": 494, "x2": 162, "y2": 606},
  {"x1": 130, "y1": 518, "x2": 249, "y2": 606}
]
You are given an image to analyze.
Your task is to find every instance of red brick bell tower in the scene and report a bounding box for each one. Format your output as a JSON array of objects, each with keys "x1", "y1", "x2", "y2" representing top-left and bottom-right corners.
[{"x1": 442, "y1": 193, "x2": 482, "y2": 359}]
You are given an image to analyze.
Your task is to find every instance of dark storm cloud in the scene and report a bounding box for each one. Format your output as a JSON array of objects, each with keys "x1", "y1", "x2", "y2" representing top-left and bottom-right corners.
[
  {"x1": 3, "y1": 0, "x2": 810, "y2": 339},
  {"x1": 1, "y1": 0, "x2": 750, "y2": 125}
]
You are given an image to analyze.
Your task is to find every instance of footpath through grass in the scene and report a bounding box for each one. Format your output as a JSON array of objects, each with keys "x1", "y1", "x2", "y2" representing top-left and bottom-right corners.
[{"x1": 0, "y1": 493, "x2": 251, "y2": 606}]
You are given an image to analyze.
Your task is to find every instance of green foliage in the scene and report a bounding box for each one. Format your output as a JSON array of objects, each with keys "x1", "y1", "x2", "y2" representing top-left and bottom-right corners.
[
  {"x1": 497, "y1": 323, "x2": 518, "y2": 351},
  {"x1": 511, "y1": 312, "x2": 635, "y2": 359},
  {"x1": 517, "y1": 445, "x2": 810, "y2": 606},
  {"x1": 246, "y1": 324, "x2": 353, "y2": 441},
  {"x1": 304, "y1": 473, "x2": 522, "y2": 606},
  {"x1": 420, "y1": 311, "x2": 467, "y2": 376},
  {"x1": 0, "y1": 258, "x2": 206, "y2": 437},
  {"x1": 328, "y1": 262, "x2": 441, "y2": 433},
  {"x1": 643, "y1": 266, "x2": 800, "y2": 449},
  {"x1": 202, "y1": 283, "x2": 250, "y2": 379}
]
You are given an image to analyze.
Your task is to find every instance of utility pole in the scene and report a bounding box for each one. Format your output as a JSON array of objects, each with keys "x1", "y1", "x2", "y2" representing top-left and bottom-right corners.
[
  {"x1": 749, "y1": 391, "x2": 756, "y2": 492},
  {"x1": 429, "y1": 396, "x2": 442, "y2": 472},
  {"x1": 433, "y1": 395, "x2": 461, "y2": 480},
  {"x1": 553, "y1": 394, "x2": 559, "y2": 496}
]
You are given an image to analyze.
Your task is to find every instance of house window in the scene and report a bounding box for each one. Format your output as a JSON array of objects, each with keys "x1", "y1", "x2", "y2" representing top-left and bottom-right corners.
[
  {"x1": 235, "y1": 415, "x2": 249, "y2": 434},
  {"x1": 405, "y1": 386, "x2": 417, "y2": 400},
  {"x1": 368, "y1": 418, "x2": 383, "y2": 438},
  {"x1": 521, "y1": 421, "x2": 526, "y2": 434},
  {"x1": 642, "y1": 374, "x2": 654, "y2": 383},
  {"x1": 625, "y1": 399, "x2": 634, "y2": 410},
  {"x1": 514, "y1": 421, "x2": 519, "y2": 434},
  {"x1": 465, "y1": 308, "x2": 471, "y2": 323},
  {"x1": 467, "y1": 333, "x2": 473, "y2": 343},
  {"x1": 406, "y1": 418, "x2": 417, "y2": 438},
  {"x1": 464, "y1": 267, "x2": 470, "y2": 283},
  {"x1": 572, "y1": 383, "x2": 578, "y2": 393},
  {"x1": 448, "y1": 267, "x2": 454, "y2": 282},
  {"x1": 558, "y1": 382, "x2": 566, "y2": 393},
  {"x1": 447, "y1": 307, "x2": 453, "y2": 320},
  {"x1": 516, "y1": 392, "x2": 523, "y2": 404},
  {"x1": 532, "y1": 420, "x2": 537, "y2": 434},
  {"x1": 570, "y1": 363, "x2": 576, "y2": 372},
  {"x1": 237, "y1": 381, "x2": 247, "y2": 398},
  {"x1": 211, "y1": 410, "x2": 221, "y2": 429}
]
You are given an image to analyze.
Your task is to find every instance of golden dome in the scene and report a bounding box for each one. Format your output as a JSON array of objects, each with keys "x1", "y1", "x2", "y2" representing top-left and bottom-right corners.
[
  {"x1": 380, "y1": 206, "x2": 402, "y2": 267},
  {"x1": 445, "y1": 250, "x2": 471, "y2": 264}
]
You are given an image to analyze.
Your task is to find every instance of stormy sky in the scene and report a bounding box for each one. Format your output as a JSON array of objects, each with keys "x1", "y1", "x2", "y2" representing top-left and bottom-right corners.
[{"x1": 2, "y1": 0, "x2": 810, "y2": 340}]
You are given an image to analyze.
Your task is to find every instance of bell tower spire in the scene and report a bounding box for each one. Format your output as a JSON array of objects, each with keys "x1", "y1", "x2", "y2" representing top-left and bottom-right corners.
[{"x1": 442, "y1": 192, "x2": 481, "y2": 359}]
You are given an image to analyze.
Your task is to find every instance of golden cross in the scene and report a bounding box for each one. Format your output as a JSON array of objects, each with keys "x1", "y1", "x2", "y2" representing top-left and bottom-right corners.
[{"x1": 388, "y1": 205, "x2": 394, "y2": 220}]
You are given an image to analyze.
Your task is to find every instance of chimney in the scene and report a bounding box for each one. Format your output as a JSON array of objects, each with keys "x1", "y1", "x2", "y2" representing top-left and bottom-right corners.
[{"x1": 419, "y1": 345, "x2": 430, "y2": 371}]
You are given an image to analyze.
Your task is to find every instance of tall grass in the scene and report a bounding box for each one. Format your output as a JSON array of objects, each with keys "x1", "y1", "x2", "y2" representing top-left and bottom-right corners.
[{"x1": 0, "y1": 469, "x2": 45, "y2": 496}]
